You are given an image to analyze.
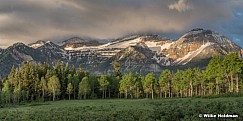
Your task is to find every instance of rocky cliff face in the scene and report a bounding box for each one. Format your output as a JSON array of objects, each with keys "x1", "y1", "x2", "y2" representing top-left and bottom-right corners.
[
  {"x1": 62, "y1": 37, "x2": 102, "y2": 50},
  {"x1": 160, "y1": 29, "x2": 241, "y2": 65},
  {"x1": 96, "y1": 43, "x2": 162, "y2": 74}
]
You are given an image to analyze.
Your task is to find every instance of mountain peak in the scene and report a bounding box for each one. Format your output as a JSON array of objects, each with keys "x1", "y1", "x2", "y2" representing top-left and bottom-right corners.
[
  {"x1": 28, "y1": 40, "x2": 48, "y2": 49},
  {"x1": 9, "y1": 42, "x2": 29, "y2": 50},
  {"x1": 164, "y1": 29, "x2": 241, "y2": 65},
  {"x1": 62, "y1": 37, "x2": 87, "y2": 44},
  {"x1": 191, "y1": 28, "x2": 204, "y2": 31},
  {"x1": 185, "y1": 28, "x2": 213, "y2": 36},
  {"x1": 13, "y1": 42, "x2": 26, "y2": 47},
  {"x1": 35, "y1": 40, "x2": 47, "y2": 44},
  {"x1": 178, "y1": 29, "x2": 234, "y2": 44},
  {"x1": 61, "y1": 37, "x2": 102, "y2": 50}
]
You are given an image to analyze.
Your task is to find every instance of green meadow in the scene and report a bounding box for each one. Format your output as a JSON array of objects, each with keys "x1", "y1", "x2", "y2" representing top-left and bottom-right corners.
[{"x1": 1, "y1": 97, "x2": 243, "y2": 121}]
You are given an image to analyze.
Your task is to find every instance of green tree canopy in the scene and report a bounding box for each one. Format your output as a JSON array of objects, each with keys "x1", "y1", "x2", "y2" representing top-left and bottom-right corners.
[{"x1": 47, "y1": 75, "x2": 61, "y2": 101}]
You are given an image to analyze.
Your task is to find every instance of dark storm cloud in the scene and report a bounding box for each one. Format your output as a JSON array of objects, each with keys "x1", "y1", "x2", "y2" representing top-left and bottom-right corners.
[{"x1": 0, "y1": 0, "x2": 243, "y2": 48}]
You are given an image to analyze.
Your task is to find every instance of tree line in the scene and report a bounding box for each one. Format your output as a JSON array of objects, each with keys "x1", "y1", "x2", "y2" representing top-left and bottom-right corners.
[{"x1": 0, "y1": 52, "x2": 243, "y2": 105}]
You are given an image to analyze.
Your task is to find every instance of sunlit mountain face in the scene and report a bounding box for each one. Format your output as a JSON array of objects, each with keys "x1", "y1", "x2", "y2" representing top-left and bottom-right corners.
[{"x1": 0, "y1": 0, "x2": 242, "y2": 48}]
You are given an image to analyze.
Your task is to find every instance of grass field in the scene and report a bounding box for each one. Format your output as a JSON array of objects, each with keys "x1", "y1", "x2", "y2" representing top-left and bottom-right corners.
[{"x1": 1, "y1": 97, "x2": 243, "y2": 121}]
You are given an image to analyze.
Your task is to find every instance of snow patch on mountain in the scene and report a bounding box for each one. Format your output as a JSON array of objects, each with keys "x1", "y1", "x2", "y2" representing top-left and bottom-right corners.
[
  {"x1": 152, "y1": 54, "x2": 171, "y2": 66},
  {"x1": 106, "y1": 38, "x2": 142, "y2": 49},
  {"x1": 64, "y1": 36, "x2": 171, "y2": 53},
  {"x1": 29, "y1": 40, "x2": 46, "y2": 49},
  {"x1": 144, "y1": 41, "x2": 159, "y2": 47},
  {"x1": 175, "y1": 42, "x2": 214, "y2": 65},
  {"x1": 30, "y1": 43, "x2": 44, "y2": 49},
  {"x1": 64, "y1": 44, "x2": 107, "y2": 51},
  {"x1": 160, "y1": 42, "x2": 174, "y2": 50},
  {"x1": 64, "y1": 37, "x2": 143, "y2": 50}
]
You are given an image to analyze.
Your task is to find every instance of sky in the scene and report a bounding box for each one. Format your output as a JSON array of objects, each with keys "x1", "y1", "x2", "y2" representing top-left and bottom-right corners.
[{"x1": 0, "y1": 0, "x2": 243, "y2": 48}]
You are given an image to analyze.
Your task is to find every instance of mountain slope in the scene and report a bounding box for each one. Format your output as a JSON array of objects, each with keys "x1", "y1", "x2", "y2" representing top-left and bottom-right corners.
[
  {"x1": 37, "y1": 41, "x2": 67, "y2": 61},
  {"x1": 162, "y1": 28, "x2": 241, "y2": 65},
  {"x1": 96, "y1": 43, "x2": 163, "y2": 74},
  {"x1": 0, "y1": 43, "x2": 47, "y2": 75}
]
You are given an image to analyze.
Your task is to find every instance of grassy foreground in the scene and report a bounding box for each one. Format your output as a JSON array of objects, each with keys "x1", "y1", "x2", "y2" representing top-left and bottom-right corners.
[{"x1": 1, "y1": 97, "x2": 243, "y2": 121}]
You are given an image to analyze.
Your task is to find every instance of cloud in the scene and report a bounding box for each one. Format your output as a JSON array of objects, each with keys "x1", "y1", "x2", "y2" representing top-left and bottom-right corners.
[
  {"x1": 168, "y1": 0, "x2": 192, "y2": 12},
  {"x1": 0, "y1": 0, "x2": 243, "y2": 48}
]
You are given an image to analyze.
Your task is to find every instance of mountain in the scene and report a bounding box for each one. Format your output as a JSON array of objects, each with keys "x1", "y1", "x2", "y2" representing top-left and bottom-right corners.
[
  {"x1": 37, "y1": 41, "x2": 67, "y2": 61},
  {"x1": 0, "y1": 29, "x2": 241, "y2": 75},
  {"x1": 0, "y1": 43, "x2": 47, "y2": 75},
  {"x1": 62, "y1": 37, "x2": 102, "y2": 50},
  {"x1": 29, "y1": 40, "x2": 67, "y2": 61},
  {"x1": 63, "y1": 34, "x2": 171, "y2": 52},
  {"x1": 96, "y1": 43, "x2": 164, "y2": 74},
  {"x1": 160, "y1": 28, "x2": 241, "y2": 65}
]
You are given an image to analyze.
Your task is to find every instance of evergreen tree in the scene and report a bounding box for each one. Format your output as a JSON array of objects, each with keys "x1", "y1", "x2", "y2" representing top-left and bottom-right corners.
[
  {"x1": 72, "y1": 74, "x2": 80, "y2": 99},
  {"x1": 88, "y1": 75, "x2": 99, "y2": 98},
  {"x1": 54, "y1": 61, "x2": 67, "y2": 99},
  {"x1": 112, "y1": 59, "x2": 121, "y2": 76},
  {"x1": 110, "y1": 75, "x2": 121, "y2": 98},
  {"x1": 19, "y1": 62, "x2": 38, "y2": 99},
  {"x1": 36, "y1": 62, "x2": 50, "y2": 80},
  {"x1": 69, "y1": 65, "x2": 76, "y2": 75},
  {"x1": 77, "y1": 65, "x2": 86, "y2": 81},
  {"x1": 8, "y1": 66, "x2": 16, "y2": 92}
]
